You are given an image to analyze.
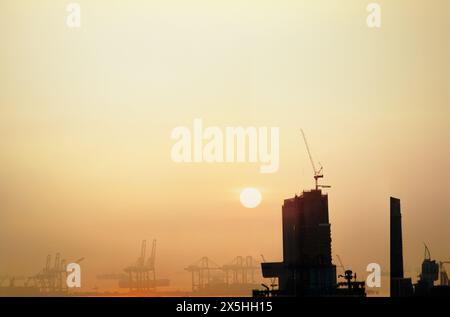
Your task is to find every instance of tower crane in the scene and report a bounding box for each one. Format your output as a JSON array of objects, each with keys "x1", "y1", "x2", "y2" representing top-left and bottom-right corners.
[
  {"x1": 336, "y1": 254, "x2": 346, "y2": 274},
  {"x1": 300, "y1": 129, "x2": 331, "y2": 190}
]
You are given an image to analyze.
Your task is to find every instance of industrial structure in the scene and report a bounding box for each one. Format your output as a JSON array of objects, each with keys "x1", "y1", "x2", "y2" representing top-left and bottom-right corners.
[
  {"x1": 27, "y1": 253, "x2": 84, "y2": 295},
  {"x1": 121, "y1": 239, "x2": 169, "y2": 292},
  {"x1": 185, "y1": 256, "x2": 261, "y2": 295},
  {"x1": 30, "y1": 253, "x2": 68, "y2": 294},
  {"x1": 222, "y1": 256, "x2": 259, "y2": 286}
]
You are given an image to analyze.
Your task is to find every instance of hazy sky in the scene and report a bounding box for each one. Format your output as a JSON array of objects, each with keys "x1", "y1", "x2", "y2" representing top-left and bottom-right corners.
[{"x1": 0, "y1": 1, "x2": 448, "y2": 294}]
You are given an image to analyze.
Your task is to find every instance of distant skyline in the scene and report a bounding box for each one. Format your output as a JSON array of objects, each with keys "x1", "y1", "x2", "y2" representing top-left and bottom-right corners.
[{"x1": 0, "y1": 1, "x2": 448, "y2": 295}]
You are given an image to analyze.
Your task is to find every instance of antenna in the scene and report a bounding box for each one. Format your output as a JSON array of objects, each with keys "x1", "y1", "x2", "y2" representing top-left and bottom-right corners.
[{"x1": 300, "y1": 129, "x2": 331, "y2": 190}]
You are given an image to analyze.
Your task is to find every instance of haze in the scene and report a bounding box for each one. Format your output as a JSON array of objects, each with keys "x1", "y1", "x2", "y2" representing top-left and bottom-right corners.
[{"x1": 0, "y1": 1, "x2": 448, "y2": 295}]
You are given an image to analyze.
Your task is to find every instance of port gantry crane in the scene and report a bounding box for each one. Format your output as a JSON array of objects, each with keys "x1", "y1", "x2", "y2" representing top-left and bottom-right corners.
[
  {"x1": 124, "y1": 239, "x2": 157, "y2": 292},
  {"x1": 27, "y1": 253, "x2": 84, "y2": 294},
  {"x1": 300, "y1": 129, "x2": 331, "y2": 190}
]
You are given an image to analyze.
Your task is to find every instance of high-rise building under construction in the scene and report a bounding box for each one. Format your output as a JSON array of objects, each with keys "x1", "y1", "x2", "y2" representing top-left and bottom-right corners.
[
  {"x1": 261, "y1": 189, "x2": 337, "y2": 296},
  {"x1": 255, "y1": 131, "x2": 365, "y2": 297}
]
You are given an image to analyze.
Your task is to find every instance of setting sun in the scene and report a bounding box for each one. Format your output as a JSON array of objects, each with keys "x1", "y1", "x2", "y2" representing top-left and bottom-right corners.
[{"x1": 240, "y1": 188, "x2": 262, "y2": 208}]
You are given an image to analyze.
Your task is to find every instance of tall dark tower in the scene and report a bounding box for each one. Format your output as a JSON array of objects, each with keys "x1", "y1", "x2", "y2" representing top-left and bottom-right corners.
[
  {"x1": 390, "y1": 197, "x2": 404, "y2": 281},
  {"x1": 261, "y1": 189, "x2": 336, "y2": 296},
  {"x1": 390, "y1": 197, "x2": 413, "y2": 296}
]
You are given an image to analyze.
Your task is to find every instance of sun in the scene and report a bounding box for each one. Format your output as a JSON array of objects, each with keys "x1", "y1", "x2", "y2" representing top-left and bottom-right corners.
[{"x1": 240, "y1": 188, "x2": 262, "y2": 208}]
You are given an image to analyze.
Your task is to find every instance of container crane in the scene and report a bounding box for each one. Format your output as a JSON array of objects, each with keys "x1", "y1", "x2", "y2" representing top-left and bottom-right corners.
[{"x1": 123, "y1": 239, "x2": 157, "y2": 292}]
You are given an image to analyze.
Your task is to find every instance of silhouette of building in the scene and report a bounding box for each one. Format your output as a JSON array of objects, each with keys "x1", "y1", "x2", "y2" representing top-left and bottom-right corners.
[
  {"x1": 390, "y1": 197, "x2": 414, "y2": 297},
  {"x1": 261, "y1": 190, "x2": 338, "y2": 296},
  {"x1": 390, "y1": 197, "x2": 450, "y2": 297},
  {"x1": 414, "y1": 245, "x2": 439, "y2": 296}
]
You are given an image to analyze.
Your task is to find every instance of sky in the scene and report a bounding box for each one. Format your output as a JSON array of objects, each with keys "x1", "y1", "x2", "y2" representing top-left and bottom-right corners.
[{"x1": 0, "y1": 0, "x2": 449, "y2": 295}]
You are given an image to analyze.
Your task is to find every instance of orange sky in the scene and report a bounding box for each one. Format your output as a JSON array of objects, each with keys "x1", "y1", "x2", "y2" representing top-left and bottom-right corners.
[{"x1": 0, "y1": 1, "x2": 449, "y2": 295}]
